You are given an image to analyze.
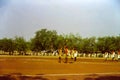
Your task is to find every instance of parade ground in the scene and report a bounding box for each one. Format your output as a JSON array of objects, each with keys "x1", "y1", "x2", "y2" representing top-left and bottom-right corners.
[{"x1": 0, "y1": 56, "x2": 120, "y2": 80}]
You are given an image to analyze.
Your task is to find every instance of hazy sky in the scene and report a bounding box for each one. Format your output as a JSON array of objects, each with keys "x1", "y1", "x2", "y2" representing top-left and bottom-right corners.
[{"x1": 0, "y1": 0, "x2": 120, "y2": 40}]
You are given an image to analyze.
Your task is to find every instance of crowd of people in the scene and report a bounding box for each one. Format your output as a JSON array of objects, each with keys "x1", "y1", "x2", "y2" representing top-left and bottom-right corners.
[
  {"x1": 57, "y1": 47, "x2": 120, "y2": 63},
  {"x1": 58, "y1": 47, "x2": 78, "y2": 63},
  {"x1": 104, "y1": 50, "x2": 120, "y2": 61}
]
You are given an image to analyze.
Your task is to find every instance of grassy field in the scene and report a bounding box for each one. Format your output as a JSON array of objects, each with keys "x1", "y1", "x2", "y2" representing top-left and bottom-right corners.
[{"x1": 0, "y1": 56, "x2": 120, "y2": 80}]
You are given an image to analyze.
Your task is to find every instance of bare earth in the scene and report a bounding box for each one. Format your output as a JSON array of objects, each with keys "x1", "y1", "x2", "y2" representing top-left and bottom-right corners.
[{"x1": 0, "y1": 56, "x2": 120, "y2": 80}]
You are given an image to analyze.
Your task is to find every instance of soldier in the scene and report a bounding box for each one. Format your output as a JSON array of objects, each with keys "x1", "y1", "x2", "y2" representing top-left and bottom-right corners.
[
  {"x1": 70, "y1": 48, "x2": 74, "y2": 60},
  {"x1": 74, "y1": 49, "x2": 78, "y2": 61},
  {"x1": 111, "y1": 51, "x2": 115, "y2": 61},
  {"x1": 58, "y1": 47, "x2": 62, "y2": 63},
  {"x1": 104, "y1": 52, "x2": 109, "y2": 61},
  {"x1": 64, "y1": 47, "x2": 68, "y2": 63},
  {"x1": 117, "y1": 50, "x2": 120, "y2": 61}
]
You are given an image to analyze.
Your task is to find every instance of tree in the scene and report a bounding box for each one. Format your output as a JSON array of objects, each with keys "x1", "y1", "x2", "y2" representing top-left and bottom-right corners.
[
  {"x1": 0, "y1": 38, "x2": 15, "y2": 55},
  {"x1": 14, "y1": 37, "x2": 28, "y2": 55},
  {"x1": 1, "y1": 28, "x2": 120, "y2": 56},
  {"x1": 32, "y1": 29, "x2": 58, "y2": 52},
  {"x1": 55, "y1": 34, "x2": 65, "y2": 49},
  {"x1": 116, "y1": 36, "x2": 120, "y2": 50},
  {"x1": 62, "y1": 33, "x2": 82, "y2": 51},
  {"x1": 96, "y1": 36, "x2": 117, "y2": 53},
  {"x1": 79, "y1": 37, "x2": 96, "y2": 53},
  {"x1": 97, "y1": 37, "x2": 106, "y2": 53}
]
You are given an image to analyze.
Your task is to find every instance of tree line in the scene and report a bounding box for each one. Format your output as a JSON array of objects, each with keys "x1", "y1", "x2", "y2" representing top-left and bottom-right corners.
[{"x1": 0, "y1": 28, "x2": 120, "y2": 55}]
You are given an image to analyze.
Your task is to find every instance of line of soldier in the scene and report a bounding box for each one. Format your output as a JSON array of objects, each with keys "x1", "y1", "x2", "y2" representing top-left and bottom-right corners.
[
  {"x1": 104, "y1": 50, "x2": 120, "y2": 61},
  {"x1": 58, "y1": 47, "x2": 78, "y2": 63}
]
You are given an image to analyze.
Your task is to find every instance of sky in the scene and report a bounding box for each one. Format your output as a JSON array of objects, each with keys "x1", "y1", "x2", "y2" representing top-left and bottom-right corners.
[{"x1": 0, "y1": 0, "x2": 120, "y2": 40}]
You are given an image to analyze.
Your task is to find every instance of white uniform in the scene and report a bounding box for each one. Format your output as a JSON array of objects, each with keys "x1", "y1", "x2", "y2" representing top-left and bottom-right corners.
[
  {"x1": 118, "y1": 55, "x2": 120, "y2": 58},
  {"x1": 71, "y1": 50, "x2": 74, "y2": 59},
  {"x1": 111, "y1": 52, "x2": 115, "y2": 58},
  {"x1": 104, "y1": 52, "x2": 109, "y2": 61},
  {"x1": 105, "y1": 52, "x2": 108, "y2": 58},
  {"x1": 74, "y1": 50, "x2": 78, "y2": 61},
  {"x1": 111, "y1": 51, "x2": 115, "y2": 60},
  {"x1": 74, "y1": 51, "x2": 78, "y2": 57}
]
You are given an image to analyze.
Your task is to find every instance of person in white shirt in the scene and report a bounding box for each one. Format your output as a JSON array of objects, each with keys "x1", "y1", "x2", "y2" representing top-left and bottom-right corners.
[
  {"x1": 70, "y1": 48, "x2": 74, "y2": 60},
  {"x1": 111, "y1": 51, "x2": 115, "y2": 61},
  {"x1": 58, "y1": 47, "x2": 62, "y2": 63},
  {"x1": 74, "y1": 49, "x2": 78, "y2": 61},
  {"x1": 117, "y1": 50, "x2": 120, "y2": 61},
  {"x1": 64, "y1": 47, "x2": 69, "y2": 63},
  {"x1": 104, "y1": 52, "x2": 109, "y2": 61}
]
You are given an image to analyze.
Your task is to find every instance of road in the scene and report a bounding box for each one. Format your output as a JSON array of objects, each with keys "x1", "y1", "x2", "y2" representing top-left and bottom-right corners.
[{"x1": 0, "y1": 56, "x2": 120, "y2": 80}]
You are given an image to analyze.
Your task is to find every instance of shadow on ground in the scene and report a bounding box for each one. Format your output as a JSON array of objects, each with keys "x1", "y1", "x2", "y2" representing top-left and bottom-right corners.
[
  {"x1": 84, "y1": 75, "x2": 120, "y2": 80},
  {"x1": 0, "y1": 73, "x2": 120, "y2": 80},
  {"x1": 0, "y1": 73, "x2": 48, "y2": 80}
]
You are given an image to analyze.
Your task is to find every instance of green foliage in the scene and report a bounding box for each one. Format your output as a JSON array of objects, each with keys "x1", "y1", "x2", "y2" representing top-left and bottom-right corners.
[
  {"x1": 14, "y1": 36, "x2": 28, "y2": 55},
  {"x1": 31, "y1": 29, "x2": 58, "y2": 51},
  {"x1": 96, "y1": 36, "x2": 118, "y2": 53},
  {"x1": 0, "y1": 38, "x2": 15, "y2": 54},
  {"x1": 56, "y1": 35, "x2": 64, "y2": 49},
  {"x1": 0, "y1": 28, "x2": 120, "y2": 54}
]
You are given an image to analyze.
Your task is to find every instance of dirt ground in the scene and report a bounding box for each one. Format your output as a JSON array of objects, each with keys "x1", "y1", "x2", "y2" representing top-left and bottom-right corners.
[{"x1": 0, "y1": 56, "x2": 120, "y2": 80}]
